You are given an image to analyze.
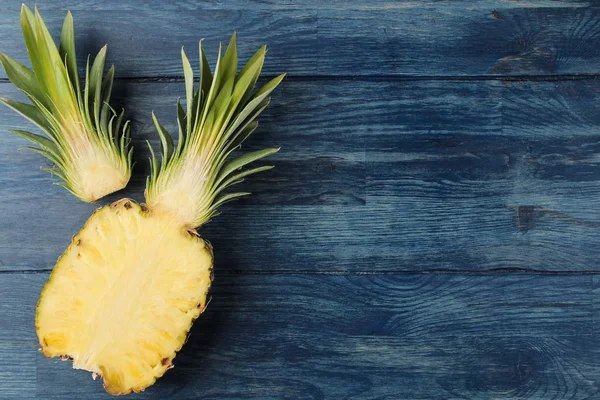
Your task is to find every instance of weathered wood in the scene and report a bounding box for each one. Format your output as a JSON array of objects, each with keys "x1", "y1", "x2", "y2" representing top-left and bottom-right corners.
[
  {"x1": 0, "y1": 272, "x2": 597, "y2": 399},
  {"x1": 2, "y1": 1, "x2": 600, "y2": 77},
  {"x1": 1, "y1": 80, "x2": 599, "y2": 272}
]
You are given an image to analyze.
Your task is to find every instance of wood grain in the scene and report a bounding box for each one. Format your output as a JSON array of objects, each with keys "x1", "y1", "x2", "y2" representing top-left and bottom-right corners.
[
  {"x1": 0, "y1": 272, "x2": 597, "y2": 399},
  {"x1": 2, "y1": 1, "x2": 600, "y2": 77},
  {"x1": 1, "y1": 1, "x2": 599, "y2": 398},
  {"x1": 1, "y1": 80, "x2": 599, "y2": 272}
]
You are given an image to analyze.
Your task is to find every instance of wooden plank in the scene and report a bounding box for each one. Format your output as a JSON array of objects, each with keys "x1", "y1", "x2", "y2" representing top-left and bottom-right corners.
[
  {"x1": 2, "y1": 0, "x2": 594, "y2": 11},
  {"x1": 0, "y1": 341, "x2": 36, "y2": 399},
  {"x1": 2, "y1": 2, "x2": 600, "y2": 77},
  {"x1": 1, "y1": 79, "x2": 599, "y2": 272},
  {"x1": 0, "y1": 272, "x2": 597, "y2": 398}
]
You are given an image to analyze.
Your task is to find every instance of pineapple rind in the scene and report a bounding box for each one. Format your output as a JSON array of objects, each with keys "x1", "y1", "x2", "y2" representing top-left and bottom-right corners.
[{"x1": 36, "y1": 198, "x2": 213, "y2": 395}]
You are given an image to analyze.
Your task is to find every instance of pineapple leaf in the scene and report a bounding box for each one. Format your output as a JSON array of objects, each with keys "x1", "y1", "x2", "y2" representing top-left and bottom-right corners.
[
  {"x1": 253, "y1": 73, "x2": 286, "y2": 102},
  {"x1": 89, "y1": 46, "x2": 107, "y2": 129},
  {"x1": 220, "y1": 33, "x2": 238, "y2": 89},
  {"x1": 0, "y1": 53, "x2": 48, "y2": 108},
  {"x1": 102, "y1": 65, "x2": 115, "y2": 104},
  {"x1": 41, "y1": 166, "x2": 67, "y2": 180},
  {"x1": 151, "y1": 112, "x2": 174, "y2": 167},
  {"x1": 145, "y1": 34, "x2": 283, "y2": 228},
  {"x1": 199, "y1": 40, "x2": 213, "y2": 96},
  {"x1": 216, "y1": 148, "x2": 279, "y2": 184},
  {"x1": 59, "y1": 11, "x2": 80, "y2": 98},
  {"x1": 227, "y1": 120, "x2": 259, "y2": 154},
  {"x1": 0, "y1": 97, "x2": 54, "y2": 134},
  {"x1": 223, "y1": 97, "x2": 269, "y2": 153},
  {"x1": 181, "y1": 48, "x2": 194, "y2": 135},
  {"x1": 176, "y1": 98, "x2": 187, "y2": 156},
  {"x1": 214, "y1": 165, "x2": 274, "y2": 196},
  {"x1": 1, "y1": 5, "x2": 132, "y2": 202},
  {"x1": 20, "y1": 146, "x2": 64, "y2": 169},
  {"x1": 232, "y1": 46, "x2": 266, "y2": 113},
  {"x1": 223, "y1": 95, "x2": 272, "y2": 145},
  {"x1": 9, "y1": 129, "x2": 60, "y2": 158},
  {"x1": 211, "y1": 191, "x2": 251, "y2": 210},
  {"x1": 32, "y1": 7, "x2": 74, "y2": 107},
  {"x1": 147, "y1": 140, "x2": 159, "y2": 181},
  {"x1": 199, "y1": 43, "x2": 222, "y2": 130}
]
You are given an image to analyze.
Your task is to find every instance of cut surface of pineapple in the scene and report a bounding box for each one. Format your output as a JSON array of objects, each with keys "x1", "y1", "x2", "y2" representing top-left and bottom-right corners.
[{"x1": 36, "y1": 199, "x2": 213, "y2": 395}]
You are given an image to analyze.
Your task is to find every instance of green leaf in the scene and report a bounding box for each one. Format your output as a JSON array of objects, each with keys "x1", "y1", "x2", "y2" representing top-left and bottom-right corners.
[
  {"x1": 252, "y1": 73, "x2": 286, "y2": 101},
  {"x1": 199, "y1": 40, "x2": 213, "y2": 97},
  {"x1": 0, "y1": 53, "x2": 48, "y2": 108},
  {"x1": 20, "y1": 145, "x2": 64, "y2": 168},
  {"x1": 208, "y1": 78, "x2": 234, "y2": 137},
  {"x1": 101, "y1": 64, "x2": 115, "y2": 104},
  {"x1": 152, "y1": 112, "x2": 174, "y2": 167},
  {"x1": 199, "y1": 43, "x2": 222, "y2": 128},
  {"x1": 220, "y1": 32, "x2": 238, "y2": 89},
  {"x1": 19, "y1": 6, "x2": 44, "y2": 91},
  {"x1": 0, "y1": 97, "x2": 54, "y2": 134},
  {"x1": 9, "y1": 129, "x2": 60, "y2": 157},
  {"x1": 176, "y1": 98, "x2": 187, "y2": 156},
  {"x1": 216, "y1": 148, "x2": 279, "y2": 183},
  {"x1": 181, "y1": 47, "x2": 194, "y2": 136},
  {"x1": 59, "y1": 11, "x2": 80, "y2": 99},
  {"x1": 147, "y1": 140, "x2": 159, "y2": 182},
  {"x1": 99, "y1": 65, "x2": 116, "y2": 137},
  {"x1": 89, "y1": 46, "x2": 107, "y2": 129},
  {"x1": 83, "y1": 56, "x2": 91, "y2": 124},
  {"x1": 32, "y1": 7, "x2": 73, "y2": 107},
  {"x1": 234, "y1": 45, "x2": 266, "y2": 109},
  {"x1": 210, "y1": 191, "x2": 250, "y2": 211},
  {"x1": 216, "y1": 46, "x2": 266, "y2": 136},
  {"x1": 41, "y1": 166, "x2": 66, "y2": 180},
  {"x1": 227, "y1": 119, "x2": 259, "y2": 152},
  {"x1": 212, "y1": 120, "x2": 259, "y2": 175},
  {"x1": 120, "y1": 119, "x2": 131, "y2": 155},
  {"x1": 222, "y1": 96, "x2": 270, "y2": 147},
  {"x1": 214, "y1": 165, "x2": 273, "y2": 195}
]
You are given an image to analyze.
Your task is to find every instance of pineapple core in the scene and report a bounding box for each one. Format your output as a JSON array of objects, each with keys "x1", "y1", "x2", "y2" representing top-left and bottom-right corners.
[{"x1": 36, "y1": 199, "x2": 213, "y2": 395}]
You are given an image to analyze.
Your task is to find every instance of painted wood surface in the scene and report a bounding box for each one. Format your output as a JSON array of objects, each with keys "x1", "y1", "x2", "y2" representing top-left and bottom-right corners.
[
  {"x1": 1, "y1": 273, "x2": 600, "y2": 399},
  {"x1": 1, "y1": 0, "x2": 600, "y2": 399},
  {"x1": 2, "y1": 1, "x2": 600, "y2": 77},
  {"x1": 1, "y1": 80, "x2": 599, "y2": 272}
]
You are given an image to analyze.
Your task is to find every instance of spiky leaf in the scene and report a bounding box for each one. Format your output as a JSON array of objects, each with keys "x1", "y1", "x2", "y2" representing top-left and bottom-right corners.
[
  {"x1": 145, "y1": 34, "x2": 284, "y2": 228},
  {"x1": 0, "y1": 5, "x2": 132, "y2": 202}
]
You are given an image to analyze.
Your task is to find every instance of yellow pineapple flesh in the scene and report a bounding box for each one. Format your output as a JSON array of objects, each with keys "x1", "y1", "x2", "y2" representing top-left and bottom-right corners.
[{"x1": 37, "y1": 199, "x2": 213, "y2": 395}]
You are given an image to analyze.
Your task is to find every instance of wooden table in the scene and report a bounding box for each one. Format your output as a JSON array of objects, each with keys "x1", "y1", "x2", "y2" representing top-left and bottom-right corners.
[{"x1": 1, "y1": 1, "x2": 600, "y2": 398}]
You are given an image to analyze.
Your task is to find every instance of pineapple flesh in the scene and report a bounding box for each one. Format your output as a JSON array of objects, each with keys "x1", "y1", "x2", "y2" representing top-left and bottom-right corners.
[
  {"x1": 35, "y1": 33, "x2": 284, "y2": 395},
  {"x1": 37, "y1": 199, "x2": 213, "y2": 394}
]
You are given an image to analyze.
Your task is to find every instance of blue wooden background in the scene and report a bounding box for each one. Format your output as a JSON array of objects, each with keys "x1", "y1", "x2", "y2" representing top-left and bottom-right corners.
[{"x1": 1, "y1": 0, "x2": 600, "y2": 399}]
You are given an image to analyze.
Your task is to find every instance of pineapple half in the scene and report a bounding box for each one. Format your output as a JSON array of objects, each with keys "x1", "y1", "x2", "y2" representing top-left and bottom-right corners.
[
  {"x1": 36, "y1": 33, "x2": 284, "y2": 395},
  {"x1": 0, "y1": 6, "x2": 132, "y2": 202}
]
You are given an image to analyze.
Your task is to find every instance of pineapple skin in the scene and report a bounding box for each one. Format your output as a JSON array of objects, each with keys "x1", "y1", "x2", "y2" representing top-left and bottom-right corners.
[{"x1": 36, "y1": 198, "x2": 214, "y2": 395}]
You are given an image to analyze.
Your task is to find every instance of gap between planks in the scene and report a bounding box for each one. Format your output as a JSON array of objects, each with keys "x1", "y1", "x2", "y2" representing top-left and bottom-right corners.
[
  {"x1": 1, "y1": 74, "x2": 600, "y2": 84},
  {"x1": 3, "y1": 268, "x2": 600, "y2": 276}
]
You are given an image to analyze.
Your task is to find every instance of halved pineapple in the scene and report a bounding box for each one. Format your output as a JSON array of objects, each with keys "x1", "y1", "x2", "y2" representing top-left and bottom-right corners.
[
  {"x1": 36, "y1": 34, "x2": 284, "y2": 395},
  {"x1": 37, "y1": 199, "x2": 213, "y2": 395}
]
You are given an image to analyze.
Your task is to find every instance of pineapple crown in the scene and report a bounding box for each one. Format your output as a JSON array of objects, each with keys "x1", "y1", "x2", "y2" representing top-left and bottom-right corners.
[
  {"x1": 0, "y1": 5, "x2": 132, "y2": 202},
  {"x1": 145, "y1": 33, "x2": 284, "y2": 228}
]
